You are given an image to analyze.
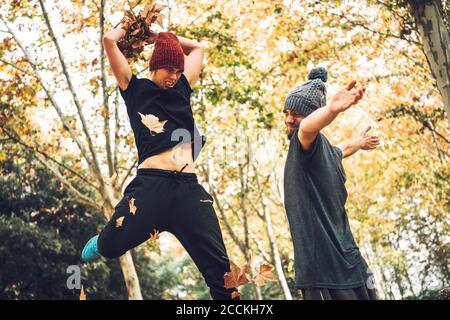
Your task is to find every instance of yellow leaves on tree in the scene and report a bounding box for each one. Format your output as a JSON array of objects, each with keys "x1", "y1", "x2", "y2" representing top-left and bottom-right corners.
[{"x1": 118, "y1": 1, "x2": 166, "y2": 63}]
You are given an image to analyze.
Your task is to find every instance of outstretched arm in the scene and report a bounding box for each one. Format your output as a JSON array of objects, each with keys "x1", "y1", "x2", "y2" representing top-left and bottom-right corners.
[
  {"x1": 336, "y1": 126, "x2": 380, "y2": 158},
  {"x1": 103, "y1": 27, "x2": 133, "y2": 91},
  {"x1": 177, "y1": 36, "x2": 204, "y2": 88},
  {"x1": 298, "y1": 81, "x2": 365, "y2": 152}
]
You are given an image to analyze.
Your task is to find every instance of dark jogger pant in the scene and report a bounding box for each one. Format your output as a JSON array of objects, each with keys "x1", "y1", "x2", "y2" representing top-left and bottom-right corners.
[
  {"x1": 97, "y1": 168, "x2": 237, "y2": 300},
  {"x1": 301, "y1": 285, "x2": 378, "y2": 300}
]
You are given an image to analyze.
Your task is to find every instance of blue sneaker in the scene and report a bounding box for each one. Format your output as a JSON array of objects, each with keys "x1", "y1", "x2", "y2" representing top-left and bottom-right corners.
[{"x1": 81, "y1": 235, "x2": 101, "y2": 262}]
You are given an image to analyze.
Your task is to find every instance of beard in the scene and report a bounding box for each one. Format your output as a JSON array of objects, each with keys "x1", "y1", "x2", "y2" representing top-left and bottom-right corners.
[{"x1": 286, "y1": 126, "x2": 299, "y2": 140}]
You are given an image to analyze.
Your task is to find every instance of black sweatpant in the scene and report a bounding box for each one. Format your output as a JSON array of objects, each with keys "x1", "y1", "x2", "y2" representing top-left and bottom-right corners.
[
  {"x1": 97, "y1": 168, "x2": 237, "y2": 300},
  {"x1": 301, "y1": 285, "x2": 377, "y2": 300}
]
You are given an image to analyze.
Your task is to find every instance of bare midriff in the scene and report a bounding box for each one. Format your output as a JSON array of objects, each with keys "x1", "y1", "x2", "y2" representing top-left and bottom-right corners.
[{"x1": 137, "y1": 142, "x2": 196, "y2": 173}]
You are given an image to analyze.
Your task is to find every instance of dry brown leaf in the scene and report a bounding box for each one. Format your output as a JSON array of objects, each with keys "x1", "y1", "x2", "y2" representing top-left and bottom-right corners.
[
  {"x1": 91, "y1": 58, "x2": 98, "y2": 65},
  {"x1": 253, "y1": 264, "x2": 276, "y2": 286},
  {"x1": 154, "y1": 4, "x2": 165, "y2": 12},
  {"x1": 131, "y1": 40, "x2": 145, "y2": 49},
  {"x1": 156, "y1": 14, "x2": 164, "y2": 27},
  {"x1": 141, "y1": 1, "x2": 154, "y2": 19},
  {"x1": 149, "y1": 229, "x2": 160, "y2": 243},
  {"x1": 128, "y1": 197, "x2": 137, "y2": 215},
  {"x1": 224, "y1": 260, "x2": 250, "y2": 289},
  {"x1": 117, "y1": 1, "x2": 167, "y2": 62},
  {"x1": 116, "y1": 216, "x2": 125, "y2": 228},
  {"x1": 130, "y1": 28, "x2": 141, "y2": 36},
  {"x1": 79, "y1": 285, "x2": 86, "y2": 300}
]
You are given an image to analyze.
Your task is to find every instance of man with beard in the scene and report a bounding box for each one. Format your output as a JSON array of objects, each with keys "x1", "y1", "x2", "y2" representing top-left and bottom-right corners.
[{"x1": 283, "y1": 67, "x2": 380, "y2": 300}]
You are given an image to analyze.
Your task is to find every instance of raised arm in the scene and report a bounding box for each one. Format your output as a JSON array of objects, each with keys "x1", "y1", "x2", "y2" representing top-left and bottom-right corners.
[
  {"x1": 298, "y1": 81, "x2": 365, "y2": 152},
  {"x1": 103, "y1": 27, "x2": 132, "y2": 91},
  {"x1": 176, "y1": 36, "x2": 204, "y2": 88},
  {"x1": 336, "y1": 126, "x2": 380, "y2": 158}
]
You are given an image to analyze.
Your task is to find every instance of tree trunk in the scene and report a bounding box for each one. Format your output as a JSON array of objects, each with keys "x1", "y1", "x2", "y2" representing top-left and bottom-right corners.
[
  {"x1": 241, "y1": 249, "x2": 263, "y2": 300},
  {"x1": 361, "y1": 242, "x2": 392, "y2": 300},
  {"x1": 103, "y1": 203, "x2": 143, "y2": 300},
  {"x1": 249, "y1": 267, "x2": 264, "y2": 300},
  {"x1": 254, "y1": 283, "x2": 263, "y2": 300},
  {"x1": 263, "y1": 208, "x2": 293, "y2": 300},
  {"x1": 119, "y1": 251, "x2": 143, "y2": 300},
  {"x1": 409, "y1": 0, "x2": 450, "y2": 122}
]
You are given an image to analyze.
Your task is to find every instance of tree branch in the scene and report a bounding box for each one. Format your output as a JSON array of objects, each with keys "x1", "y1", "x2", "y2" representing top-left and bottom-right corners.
[
  {"x1": 330, "y1": 11, "x2": 421, "y2": 46},
  {"x1": 100, "y1": 0, "x2": 114, "y2": 176},
  {"x1": 0, "y1": 58, "x2": 34, "y2": 77},
  {"x1": 198, "y1": 164, "x2": 247, "y2": 254},
  {"x1": 118, "y1": 158, "x2": 138, "y2": 191},
  {"x1": 0, "y1": 123, "x2": 98, "y2": 189},
  {"x1": 221, "y1": 196, "x2": 271, "y2": 262},
  {"x1": 97, "y1": 66, "x2": 149, "y2": 118},
  {"x1": 238, "y1": 162, "x2": 250, "y2": 250},
  {"x1": 113, "y1": 88, "x2": 120, "y2": 171},
  {"x1": 0, "y1": 13, "x2": 99, "y2": 180},
  {"x1": 34, "y1": 153, "x2": 101, "y2": 211},
  {"x1": 38, "y1": 0, "x2": 105, "y2": 186}
]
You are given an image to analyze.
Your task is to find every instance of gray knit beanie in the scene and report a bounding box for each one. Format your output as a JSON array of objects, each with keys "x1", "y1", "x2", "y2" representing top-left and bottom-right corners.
[{"x1": 284, "y1": 67, "x2": 328, "y2": 116}]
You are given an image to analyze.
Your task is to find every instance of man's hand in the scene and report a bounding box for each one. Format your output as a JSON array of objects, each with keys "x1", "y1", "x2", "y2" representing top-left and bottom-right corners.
[
  {"x1": 329, "y1": 81, "x2": 365, "y2": 114},
  {"x1": 358, "y1": 126, "x2": 380, "y2": 150},
  {"x1": 336, "y1": 125, "x2": 380, "y2": 158},
  {"x1": 298, "y1": 80, "x2": 365, "y2": 152}
]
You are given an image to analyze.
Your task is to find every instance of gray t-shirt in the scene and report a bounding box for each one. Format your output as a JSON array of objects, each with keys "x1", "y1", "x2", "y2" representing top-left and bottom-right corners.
[{"x1": 284, "y1": 130, "x2": 370, "y2": 289}]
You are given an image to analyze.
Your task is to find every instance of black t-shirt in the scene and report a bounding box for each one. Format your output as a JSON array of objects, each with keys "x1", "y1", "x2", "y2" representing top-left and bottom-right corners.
[
  {"x1": 119, "y1": 73, "x2": 205, "y2": 165},
  {"x1": 284, "y1": 130, "x2": 371, "y2": 289}
]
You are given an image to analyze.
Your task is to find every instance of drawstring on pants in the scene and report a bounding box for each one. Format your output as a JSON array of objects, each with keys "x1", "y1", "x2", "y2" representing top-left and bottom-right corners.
[{"x1": 178, "y1": 163, "x2": 189, "y2": 173}]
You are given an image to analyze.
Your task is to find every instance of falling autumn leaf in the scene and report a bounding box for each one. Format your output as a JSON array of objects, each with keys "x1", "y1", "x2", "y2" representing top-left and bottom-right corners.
[
  {"x1": 138, "y1": 112, "x2": 167, "y2": 135},
  {"x1": 224, "y1": 260, "x2": 250, "y2": 289},
  {"x1": 149, "y1": 229, "x2": 160, "y2": 244},
  {"x1": 128, "y1": 197, "x2": 137, "y2": 215},
  {"x1": 253, "y1": 263, "x2": 276, "y2": 286},
  {"x1": 231, "y1": 290, "x2": 240, "y2": 299},
  {"x1": 116, "y1": 216, "x2": 125, "y2": 228},
  {"x1": 91, "y1": 58, "x2": 98, "y2": 66},
  {"x1": 79, "y1": 285, "x2": 86, "y2": 300}
]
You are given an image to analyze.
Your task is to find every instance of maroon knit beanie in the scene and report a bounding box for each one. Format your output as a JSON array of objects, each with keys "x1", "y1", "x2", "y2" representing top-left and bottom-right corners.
[{"x1": 149, "y1": 32, "x2": 184, "y2": 72}]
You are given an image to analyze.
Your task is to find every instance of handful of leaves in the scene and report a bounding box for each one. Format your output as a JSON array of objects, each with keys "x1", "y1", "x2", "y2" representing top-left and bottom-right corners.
[{"x1": 117, "y1": 1, "x2": 166, "y2": 63}]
